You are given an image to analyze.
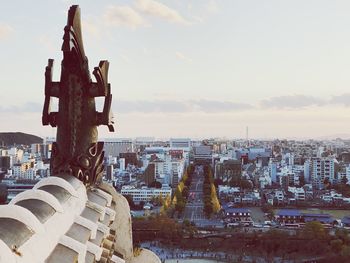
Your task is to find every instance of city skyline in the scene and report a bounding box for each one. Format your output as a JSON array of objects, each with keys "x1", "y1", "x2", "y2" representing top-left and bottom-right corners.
[{"x1": 1, "y1": 0, "x2": 350, "y2": 139}]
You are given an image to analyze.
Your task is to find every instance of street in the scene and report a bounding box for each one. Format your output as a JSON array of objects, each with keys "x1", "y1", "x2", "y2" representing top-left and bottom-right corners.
[{"x1": 182, "y1": 165, "x2": 224, "y2": 227}]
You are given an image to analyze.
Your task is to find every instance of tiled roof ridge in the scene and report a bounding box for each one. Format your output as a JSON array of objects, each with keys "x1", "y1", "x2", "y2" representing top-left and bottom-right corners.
[{"x1": 0, "y1": 175, "x2": 161, "y2": 263}]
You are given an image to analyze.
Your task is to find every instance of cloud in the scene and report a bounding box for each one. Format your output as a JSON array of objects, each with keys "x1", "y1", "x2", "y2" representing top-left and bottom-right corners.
[
  {"x1": 195, "y1": 100, "x2": 253, "y2": 113},
  {"x1": 329, "y1": 93, "x2": 350, "y2": 107},
  {"x1": 0, "y1": 23, "x2": 13, "y2": 40},
  {"x1": 83, "y1": 18, "x2": 100, "y2": 38},
  {"x1": 204, "y1": 0, "x2": 219, "y2": 15},
  {"x1": 114, "y1": 99, "x2": 253, "y2": 114},
  {"x1": 260, "y1": 95, "x2": 325, "y2": 109},
  {"x1": 115, "y1": 100, "x2": 190, "y2": 113},
  {"x1": 191, "y1": 0, "x2": 220, "y2": 24},
  {"x1": 103, "y1": 5, "x2": 147, "y2": 29},
  {"x1": 119, "y1": 53, "x2": 131, "y2": 64},
  {"x1": 38, "y1": 35, "x2": 56, "y2": 52},
  {"x1": 135, "y1": 0, "x2": 190, "y2": 25},
  {"x1": 175, "y1": 51, "x2": 193, "y2": 63},
  {"x1": 0, "y1": 102, "x2": 42, "y2": 114}
]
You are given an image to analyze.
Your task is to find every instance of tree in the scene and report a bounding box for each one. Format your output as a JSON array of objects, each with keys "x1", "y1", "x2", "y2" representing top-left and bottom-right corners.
[
  {"x1": 175, "y1": 199, "x2": 185, "y2": 214},
  {"x1": 324, "y1": 178, "x2": 331, "y2": 190},
  {"x1": 299, "y1": 175, "x2": 306, "y2": 187},
  {"x1": 211, "y1": 184, "x2": 221, "y2": 213},
  {"x1": 330, "y1": 239, "x2": 343, "y2": 253},
  {"x1": 204, "y1": 203, "x2": 213, "y2": 217},
  {"x1": 240, "y1": 179, "x2": 253, "y2": 189},
  {"x1": 341, "y1": 176, "x2": 348, "y2": 185},
  {"x1": 302, "y1": 221, "x2": 326, "y2": 239},
  {"x1": 0, "y1": 184, "x2": 7, "y2": 204},
  {"x1": 214, "y1": 178, "x2": 223, "y2": 188},
  {"x1": 262, "y1": 204, "x2": 274, "y2": 215},
  {"x1": 182, "y1": 219, "x2": 197, "y2": 238},
  {"x1": 182, "y1": 186, "x2": 189, "y2": 199},
  {"x1": 341, "y1": 245, "x2": 350, "y2": 257}
]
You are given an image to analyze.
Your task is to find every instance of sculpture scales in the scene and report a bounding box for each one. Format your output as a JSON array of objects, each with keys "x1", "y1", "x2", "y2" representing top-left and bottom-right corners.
[{"x1": 42, "y1": 5, "x2": 114, "y2": 187}]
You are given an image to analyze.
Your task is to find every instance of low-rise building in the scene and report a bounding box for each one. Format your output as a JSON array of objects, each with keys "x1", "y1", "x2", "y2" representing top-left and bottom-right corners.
[
  {"x1": 288, "y1": 187, "x2": 305, "y2": 201},
  {"x1": 303, "y1": 214, "x2": 333, "y2": 225},
  {"x1": 121, "y1": 185, "x2": 172, "y2": 204},
  {"x1": 342, "y1": 216, "x2": 350, "y2": 228},
  {"x1": 221, "y1": 206, "x2": 252, "y2": 224},
  {"x1": 274, "y1": 190, "x2": 284, "y2": 204},
  {"x1": 276, "y1": 209, "x2": 302, "y2": 224},
  {"x1": 276, "y1": 209, "x2": 334, "y2": 226}
]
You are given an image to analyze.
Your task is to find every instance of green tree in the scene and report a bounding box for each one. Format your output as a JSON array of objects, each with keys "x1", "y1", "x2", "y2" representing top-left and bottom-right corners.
[
  {"x1": 262, "y1": 204, "x2": 274, "y2": 219},
  {"x1": 302, "y1": 221, "x2": 326, "y2": 239}
]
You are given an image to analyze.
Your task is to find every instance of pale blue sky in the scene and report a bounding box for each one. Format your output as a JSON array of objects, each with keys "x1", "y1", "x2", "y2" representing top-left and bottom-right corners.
[{"x1": 1, "y1": 0, "x2": 350, "y2": 139}]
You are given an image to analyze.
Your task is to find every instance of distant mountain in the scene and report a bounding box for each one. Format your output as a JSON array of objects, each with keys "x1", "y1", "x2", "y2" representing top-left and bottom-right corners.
[{"x1": 0, "y1": 132, "x2": 43, "y2": 146}]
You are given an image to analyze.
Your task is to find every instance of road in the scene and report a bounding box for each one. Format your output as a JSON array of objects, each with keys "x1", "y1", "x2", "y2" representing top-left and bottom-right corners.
[{"x1": 182, "y1": 165, "x2": 224, "y2": 227}]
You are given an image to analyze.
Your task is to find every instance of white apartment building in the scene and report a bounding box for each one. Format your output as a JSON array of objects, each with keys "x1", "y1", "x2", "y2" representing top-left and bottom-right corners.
[
  {"x1": 121, "y1": 185, "x2": 172, "y2": 204},
  {"x1": 310, "y1": 157, "x2": 335, "y2": 189},
  {"x1": 25, "y1": 168, "x2": 37, "y2": 180},
  {"x1": 150, "y1": 156, "x2": 185, "y2": 186},
  {"x1": 259, "y1": 173, "x2": 272, "y2": 189},
  {"x1": 280, "y1": 167, "x2": 299, "y2": 186},
  {"x1": 275, "y1": 190, "x2": 284, "y2": 203},
  {"x1": 288, "y1": 187, "x2": 305, "y2": 201},
  {"x1": 12, "y1": 162, "x2": 32, "y2": 178}
]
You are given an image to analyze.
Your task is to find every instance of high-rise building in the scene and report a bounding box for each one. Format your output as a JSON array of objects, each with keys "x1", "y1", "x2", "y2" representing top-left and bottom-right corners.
[
  {"x1": 310, "y1": 157, "x2": 335, "y2": 189},
  {"x1": 304, "y1": 160, "x2": 310, "y2": 183},
  {"x1": 119, "y1": 158, "x2": 125, "y2": 171},
  {"x1": 106, "y1": 165, "x2": 114, "y2": 181},
  {"x1": 269, "y1": 159, "x2": 278, "y2": 183}
]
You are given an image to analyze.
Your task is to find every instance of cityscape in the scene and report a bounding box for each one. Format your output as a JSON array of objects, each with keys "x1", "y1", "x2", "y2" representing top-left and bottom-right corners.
[
  {"x1": 1, "y1": 135, "x2": 350, "y2": 262},
  {"x1": 2, "y1": 1, "x2": 350, "y2": 263}
]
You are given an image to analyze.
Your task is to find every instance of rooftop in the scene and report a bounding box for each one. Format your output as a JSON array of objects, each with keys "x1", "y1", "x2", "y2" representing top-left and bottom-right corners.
[{"x1": 277, "y1": 209, "x2": 301, "y2": 217}]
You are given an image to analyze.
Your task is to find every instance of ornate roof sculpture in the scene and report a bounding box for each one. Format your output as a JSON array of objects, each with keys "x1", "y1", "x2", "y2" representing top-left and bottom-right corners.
[
  {"x1": 43, "y1": 5, "x2": 114, "y2": 187},
  {"x1": 0, "y1": 5, "x2": 160, "y2": 263}
]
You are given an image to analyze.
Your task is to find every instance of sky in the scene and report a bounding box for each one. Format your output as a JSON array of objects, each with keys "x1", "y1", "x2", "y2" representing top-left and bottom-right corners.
[{"x1": 1, "y1": 0, "x2": 350, "y2": 140}]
